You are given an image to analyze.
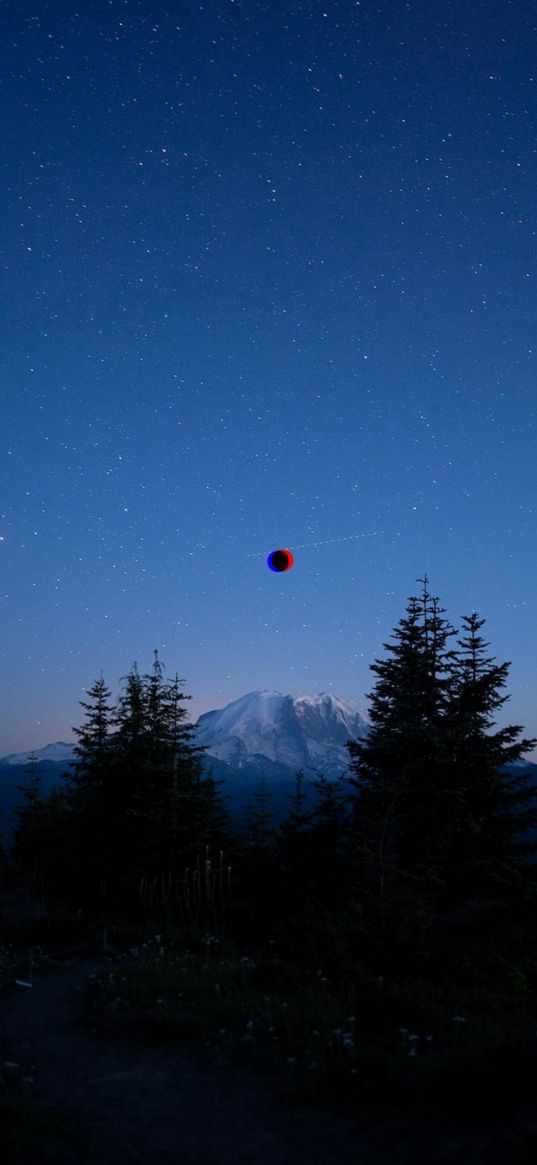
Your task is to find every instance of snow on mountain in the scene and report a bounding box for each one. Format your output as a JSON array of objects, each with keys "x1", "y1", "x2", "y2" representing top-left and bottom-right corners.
[
  {"x1": 0, "y1": 692, "x2": 369, "y2": 780},
  {"x1": 1, "y1": 741, "x2": 77, "y2": 767},
  {"x1": 193, "y1": 690, "x2": 370, "y2": 779},
  {"x1": 0, "y1": 694, "x2": 369, "y2": 780}
]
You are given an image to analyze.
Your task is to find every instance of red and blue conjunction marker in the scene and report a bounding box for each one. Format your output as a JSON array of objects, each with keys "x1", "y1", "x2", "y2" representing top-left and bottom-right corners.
[{"x1": 267, "y1": 548, "x2": 294, "y2": 572}]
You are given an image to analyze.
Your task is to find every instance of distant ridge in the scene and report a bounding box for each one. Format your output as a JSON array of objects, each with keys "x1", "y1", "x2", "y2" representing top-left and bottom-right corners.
[
  {"x1": 1, "y1": 692, "x2": 535, "y2": 848},
  {"x1": 1, "y1": 741, "x2": 77, "y2": 767}
]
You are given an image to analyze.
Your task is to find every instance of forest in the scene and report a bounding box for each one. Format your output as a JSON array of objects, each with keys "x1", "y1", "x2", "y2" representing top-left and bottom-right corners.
[{"x1": 2, "y1": 575, "x2": 537, "y2": 1131}]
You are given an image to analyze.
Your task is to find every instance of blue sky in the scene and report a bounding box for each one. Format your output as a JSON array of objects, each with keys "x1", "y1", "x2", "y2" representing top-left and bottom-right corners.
[{"x1": 1, "y1": 0, "x2": 536, "y2": 759}]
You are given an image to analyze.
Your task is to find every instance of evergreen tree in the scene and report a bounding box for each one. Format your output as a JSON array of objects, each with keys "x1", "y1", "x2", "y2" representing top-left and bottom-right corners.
[
  {"x1": 288, "y1": 769, "x2": 308, "y2": 830},
  {"x1": 66, "y1": 674, "x2": 116, "y2": 803},
  {"x1": 294, "y1": 771, "x2": 351, "y2": 916},
  {"x1": 139, "y1": 652, "x2": 177, "y2": 861},
  {"x1": 112, "y1": 655, "x2": 230, "y2": 885},
  {"x1": 438, "y1": 612, "x2": 537, "y2": 903},
  {"x1": 36, "y1": 786, "x2": 73, "y2": 903},
  {"x1": 345, "y1": 576, "x2": 460, "y2": 912},
  {"x1": 345, "y1": 579, "x2": 537, "y2": 934},
  {"x1": 0, "y1": 825, "x2": 6, "y2": 888},
  {"x1": 12, "y1": 753, "x2": 72, "y2": 904},
  {"x1": 12, "y1": 751, "x2": 45, "y2": 880},
  {"x1": 113, "y1": 662, "x2": 146, "y2": 759},
  {"x1": 276, "y1": 771, "x2": 312, "y2": 885},
  {"x1": 308, "y1": 773, "x2": 349, "y2": 871},
  {"x1": 108, "y1": 661, "x2": 156, "y2": 885},
  {"x1": 61, "y1": 674, "x2": 118, "y2": 900},
  {"x1": 160, "y1": 668, "x2": 225, "y2": 867},
  {"x1": 242, "y1": 773, "x2": 275, "y2": 855},
  {"x1": 277, "y1": 771, "x2": 310, "y2": 859}
]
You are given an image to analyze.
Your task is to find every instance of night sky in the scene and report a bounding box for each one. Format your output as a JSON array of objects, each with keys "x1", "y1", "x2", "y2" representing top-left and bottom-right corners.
[{"x1": 2, "y1": 0, "x2": 536, "y2": 759}]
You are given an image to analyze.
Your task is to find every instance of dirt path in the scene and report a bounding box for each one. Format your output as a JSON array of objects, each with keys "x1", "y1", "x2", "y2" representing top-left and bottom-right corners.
[
  {"x1": 0, "y1": 955, "x2": 366, "y2": 1165},
  {"x1": 3, "y1": 955, "x2": 535, "y2": 1164}
]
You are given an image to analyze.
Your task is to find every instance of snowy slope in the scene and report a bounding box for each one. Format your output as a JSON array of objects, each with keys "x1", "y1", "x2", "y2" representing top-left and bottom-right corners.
[
  {"x1": 1, "y1": 741, "x2": 77, "y2": 767},
  {"x1": 193, "y1": 690, "x2": 370, "y2": 779},
  {"x1": 0, "y1": 691, "x2": 369, "y2": 779}
]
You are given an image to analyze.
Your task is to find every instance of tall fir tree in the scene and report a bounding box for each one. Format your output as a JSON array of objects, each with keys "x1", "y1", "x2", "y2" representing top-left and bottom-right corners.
[
  {"x1": 12, "y1": 751, "x2": 44, "y2": 881},
  {"x1": 242, "y1": 773, "x2": 275, "y2": 855},
  {"x1": 66, "y1": 674, "x2": 116, "y2": 803},
  {"x1": 160, "y1": 668, "x2": 226, "y2": 866},
  {"x1": 112, "y1": 655, "x2": 230, "y2": 881},
  {"x1": 345, "y1": 576, "x2": 460, "y2": 913},
  {"x1": 277, "y1": 770, "x2": 311, "y2": 871},
  {"x1": 13, "y1": 752, "x2": 72, "y2": 903},
  {"x1": 345, "y1": 580, "x2": 537, "y2": 933},
  {"x1": 438, "y1": 611, "x2": 537, "y2": 904},
  {"x1": 139, "y1": 651, "x2": 178, "y2": 861},
  {"x1": 306, "y1": 772, "x2": 350, "y2": 900},
  {"x1": 62, "y1": 674, "x2": 118, "y2": 901},
  {"x1": 109, "y1": 661, "x2": 156, "y2": 884}
]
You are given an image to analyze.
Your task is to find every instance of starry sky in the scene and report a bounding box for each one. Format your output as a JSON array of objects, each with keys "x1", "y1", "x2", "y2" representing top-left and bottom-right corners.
[{"x1": 2, "y1": 0, "x2": 536, "y2": 759}]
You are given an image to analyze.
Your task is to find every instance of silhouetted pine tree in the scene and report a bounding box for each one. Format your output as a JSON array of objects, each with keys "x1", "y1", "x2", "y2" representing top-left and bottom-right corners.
[
  {"x1": 12, "y1": 752, "x2": 72, "y2": 904},
  {"x1": 231, "y1": 775, "x2": 283, "y2": 949},
  {"x1": 12, "y1": 751, "x2": 44, "y2": 881},
  {"x1": 65, "y1": 674, "x2": 116, "y2": 803},
  {"x1": 277, "y1": 771, "x2": 311, "y2": 867},
  {"x1": 306, "y1": 772, "x2": 350, "y2": 900},
  {"x1": 345, "y1": 576, "x2": 460, "y2": 915},
  {"x1": 264, "y1": 772, "x2": 315, "y2": 957},
  {"x1": 59, "y1": 656, "x2": 230, "y2": 908},
  {"x1": 288, "y1": 770, "x2": 308, "y2": 829},
  {"x1": 242, "y1": 774, "x2": 275, "y2": 855},
  {"x1": 108, "y1": 661, "x2": 156, "y2": 885},
  {"x1": 113, "y1": 662, "x2": 146, "y2": 761},
  {"x1": 0, "y1": 826, "x2": 5, "y2": 888},
  {"x1": 138, "y1": 651, "x2": 178, "y2": 865},
  {"x1": 160, "y1": 668, "x2": 228, "y2": 869},
  {"x1": 275, "y1": 771, "x2": 312, "y2": 900},
  {"x1": 438, "y1": 611, "x2": 537, "y2": 904},
  {"x1": 61, "y1": 674, "x2": 119, "y2": 901},
  {"x1": 59, "y1": 662, "x2": 152, "y2": 903},
  {"x1": 37, "y1": 786, "x2": 72, "y2": 901}
]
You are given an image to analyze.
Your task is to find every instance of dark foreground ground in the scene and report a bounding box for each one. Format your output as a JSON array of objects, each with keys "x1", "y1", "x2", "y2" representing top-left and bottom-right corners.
[
  {"x1": 1, "y1": 953, "x2": 537, "y2": 1165},
  {"x1": 0, "y1": 890, "x2": 536, "y2": 1164}
]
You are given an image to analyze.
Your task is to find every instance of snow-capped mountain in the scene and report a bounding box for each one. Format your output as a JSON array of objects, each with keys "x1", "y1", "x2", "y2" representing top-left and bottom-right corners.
[
  {"x1": 193, "y1": 690, "x2": 370, "y2": 780},
  {"x1": 0, "y1": 692, "x2": 369, "y2": 778},
  {"x1": 0, "y1": 692, "x2": 368, "y2": 779},
  {"x1": 0, "y1": 692, "x2": 369, "y2": 846},
  {"x1": 1, "y1": 692, "x2": 535, "y2": 846},
  {"x1": 1, "y1": 741, "x2": 77, "y2": 767}
]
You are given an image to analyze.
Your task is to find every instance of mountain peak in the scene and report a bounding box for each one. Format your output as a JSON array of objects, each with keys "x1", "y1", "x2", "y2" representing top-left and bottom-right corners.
[
  {"x1": 0, "y1": 740, "x2": 77, "y2": 766},
  {"x1": 194, "y1": 689, "x2": 369, "y2": 777},
  {"x1": 0, "y1": 691, "x2": 370, "y2": 779}
]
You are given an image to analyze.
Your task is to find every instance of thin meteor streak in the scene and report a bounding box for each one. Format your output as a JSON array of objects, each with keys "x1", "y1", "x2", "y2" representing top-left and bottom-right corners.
[{"x1": 246, "y1": 530, "x2": 385, "y2": 558}]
